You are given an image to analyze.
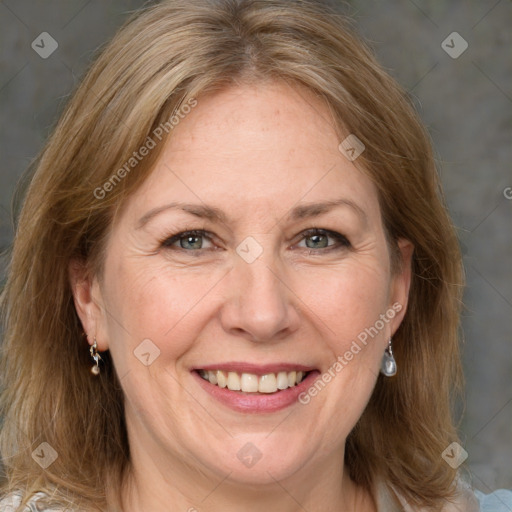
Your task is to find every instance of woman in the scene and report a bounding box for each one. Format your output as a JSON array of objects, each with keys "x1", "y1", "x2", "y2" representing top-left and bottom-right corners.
[{"x1": 0, "y1": 0, "x2": 510, "y2": 510}]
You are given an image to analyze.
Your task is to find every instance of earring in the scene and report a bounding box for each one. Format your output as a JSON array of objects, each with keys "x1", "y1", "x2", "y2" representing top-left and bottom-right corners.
[
  {"x1": 380, "y1": 338, "x2": 397, "y2": 377},
  {"x1": 89, "y1": 337, "x2": 102, "y2": 376}
]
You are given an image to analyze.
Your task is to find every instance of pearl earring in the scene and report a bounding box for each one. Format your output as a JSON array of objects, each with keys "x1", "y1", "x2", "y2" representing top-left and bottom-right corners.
[
  {"x1": 380, "y1": 338, "x2": 397, "y2": 377},
  {"x1": 89, "y1": 337, "x2": 102, "y2": 376}
]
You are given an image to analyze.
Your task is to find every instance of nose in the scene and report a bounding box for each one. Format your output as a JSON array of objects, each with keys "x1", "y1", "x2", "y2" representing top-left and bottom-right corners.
[{"x1": 219, "y1": 240, "x2": 301, "y2": 343}]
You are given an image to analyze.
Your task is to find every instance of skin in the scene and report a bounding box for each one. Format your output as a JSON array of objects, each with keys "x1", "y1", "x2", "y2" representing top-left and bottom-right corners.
[{"x1": 70, "y1": 81, "x2": 413, "y2": 512}]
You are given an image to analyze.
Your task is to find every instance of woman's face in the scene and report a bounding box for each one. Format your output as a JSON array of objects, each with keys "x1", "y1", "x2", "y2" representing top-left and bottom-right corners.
[{"x1": 73, "y1": 81, "x2": 412, "y2": 488}]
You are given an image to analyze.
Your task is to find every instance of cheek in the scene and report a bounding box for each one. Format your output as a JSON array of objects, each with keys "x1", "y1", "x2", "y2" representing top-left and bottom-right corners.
[
  {"x1": 296, "y1": 265, "x2": 391, "y2": 438},
  {"x1": 301, "y1": 260, "x2": 391, "y2": 350},
  {"x1": 101, "y1": 256, "x2": 222, "y2": 369}
]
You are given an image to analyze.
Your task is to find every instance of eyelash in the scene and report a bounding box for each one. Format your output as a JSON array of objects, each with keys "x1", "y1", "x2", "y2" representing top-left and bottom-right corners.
[{"x1": 160, "y1": 228, "x2": 351, "y2": 254}]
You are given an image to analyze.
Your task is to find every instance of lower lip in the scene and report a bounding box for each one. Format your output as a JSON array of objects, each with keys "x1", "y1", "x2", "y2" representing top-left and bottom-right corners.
[{"x1": 192, "y1": 370, "x2": 321, "y2": 413}]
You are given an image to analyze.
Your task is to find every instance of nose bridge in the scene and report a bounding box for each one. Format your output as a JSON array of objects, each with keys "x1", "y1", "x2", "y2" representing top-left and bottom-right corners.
[
  {"x1": 220, "y1": 233, "x2": 299, "y2": 342},
  {"x1": 236, "y1": 233, "x2": 284, "y2": 304}
]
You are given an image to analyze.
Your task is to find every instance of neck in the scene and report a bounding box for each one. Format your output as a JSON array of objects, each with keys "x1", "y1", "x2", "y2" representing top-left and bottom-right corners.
[{"x1": 118, "y1": 437, "x2": 376, "y2": 512}]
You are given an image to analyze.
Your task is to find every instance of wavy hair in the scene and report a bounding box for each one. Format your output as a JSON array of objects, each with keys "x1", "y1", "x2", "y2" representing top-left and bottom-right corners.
[{"x1": 0, "y1": 0, "x2": 464, "y2": 510}]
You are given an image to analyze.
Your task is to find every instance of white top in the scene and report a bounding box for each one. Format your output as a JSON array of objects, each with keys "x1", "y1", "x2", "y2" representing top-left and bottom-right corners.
[
  {"x1": 373, "y1": 477, "x2": 481, "y2": 511},
  {"x1": 0, "y1": 491, "x2": 67, "y2": 511},
  {"x1": 1, "y1": 483, "x2": 512, "y2": 511}
]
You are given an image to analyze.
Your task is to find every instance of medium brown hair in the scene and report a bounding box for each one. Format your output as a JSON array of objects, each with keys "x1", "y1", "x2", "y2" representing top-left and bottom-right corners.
[{"x1": 0, "y1": 0, "x2": 464, "y2": 510}]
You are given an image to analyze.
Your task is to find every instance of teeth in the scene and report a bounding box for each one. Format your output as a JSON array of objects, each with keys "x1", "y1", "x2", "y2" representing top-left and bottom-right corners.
[
  {"x1": 241, "y1": 373, "x2": 259, "y2": 392},
  {"x1": 198, "y1": 369, "x2": 308, "y2": 393},
  {"x1": 259, "y1": 373, "x2": 277, "y2": 393},
  {"x1": 217, "y1": 370, "x2": 227, "y2": 388},
  {"x1": 227, "y1": 372, "x2": 241, "y2": 391},
  {"x1": 277, "y1": 371, "x2": 289, "y2": 390}
]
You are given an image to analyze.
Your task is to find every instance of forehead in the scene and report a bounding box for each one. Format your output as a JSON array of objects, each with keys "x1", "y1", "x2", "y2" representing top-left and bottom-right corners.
[{"x1": 122, "y1": 81, "x2": 382, "y2": 228}]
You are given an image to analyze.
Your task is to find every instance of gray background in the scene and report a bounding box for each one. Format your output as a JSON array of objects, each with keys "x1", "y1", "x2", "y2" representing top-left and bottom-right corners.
[{"x1": 0, "y1": 0, "x2": 510, "y2": 493}]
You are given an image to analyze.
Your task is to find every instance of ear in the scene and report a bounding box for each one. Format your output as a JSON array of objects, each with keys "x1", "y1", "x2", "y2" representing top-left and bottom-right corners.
[
  {"x1": 68, "y1": 259, "x2": 109, "y2": 351},
  {"x1": 388, "y1": 238, "x2": 414, "y2": 336}
]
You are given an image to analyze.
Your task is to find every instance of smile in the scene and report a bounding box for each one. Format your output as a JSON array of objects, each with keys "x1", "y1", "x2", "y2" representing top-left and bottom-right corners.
[
  {"x1": 192, "y1": 363, "x2": 321, "y2": 413},
  {"x1": 197, "y1": 369, "x2": 309, "y2": 393}
]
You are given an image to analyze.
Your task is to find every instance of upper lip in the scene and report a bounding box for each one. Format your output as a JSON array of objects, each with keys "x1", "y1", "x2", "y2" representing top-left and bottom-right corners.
[{"x1": 194, "y1": 362, "x2": 317, "y2": 376}]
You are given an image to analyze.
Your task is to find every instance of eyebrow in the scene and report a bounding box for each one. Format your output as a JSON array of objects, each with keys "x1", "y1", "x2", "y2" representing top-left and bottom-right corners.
[
  {"x1": 136, "y1": 198, "x2": 367, "y2": 229},
  {"x1": 289, "y1": 198, "x2": 367, "y2": 224}
]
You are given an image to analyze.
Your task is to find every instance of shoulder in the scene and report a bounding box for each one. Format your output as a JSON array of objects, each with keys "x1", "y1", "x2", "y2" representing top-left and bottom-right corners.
[
  {"x1": 373, "y1": 475, "x2": 511, "y2": 512},
  {"x1": 0, "y1": 491, "x2": 72, "y2": 511},
  {"x1": 475, "y1": 488, "x2": 512, "y2": 512}
]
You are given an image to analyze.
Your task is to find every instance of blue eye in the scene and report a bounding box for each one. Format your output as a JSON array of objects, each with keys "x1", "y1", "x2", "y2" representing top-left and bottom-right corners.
[
  {"x1": 298, "y1": 228, "x2": 351, "y2": 251},
  {"x1": 161, "y1": 230, "x2": 214, "y2": 251},
  {"x1": 160, "y1": 228, "x2": 350, "y2": 253}
]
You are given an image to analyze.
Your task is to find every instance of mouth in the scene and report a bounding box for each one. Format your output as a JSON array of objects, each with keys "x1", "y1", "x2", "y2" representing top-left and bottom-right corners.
[
  {"x1": 192, "y1": 363, "x2": 320, "y2": 413},
  {"x1": 196, "y1": 369, "x2": 310, "y2": 394}
]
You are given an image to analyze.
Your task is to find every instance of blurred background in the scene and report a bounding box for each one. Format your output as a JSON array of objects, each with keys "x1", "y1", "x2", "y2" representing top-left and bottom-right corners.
[{"x1": 0, "y1": 0, "x2": 510, "y2": 493}]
